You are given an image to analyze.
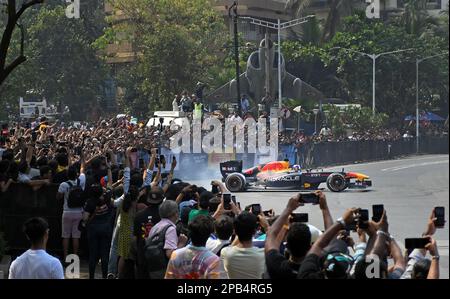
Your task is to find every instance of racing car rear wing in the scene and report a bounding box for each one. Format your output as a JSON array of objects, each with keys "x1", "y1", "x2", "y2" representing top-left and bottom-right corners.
[{"x1": 220, "y1": 160, "x2": 243, "y2": 178}]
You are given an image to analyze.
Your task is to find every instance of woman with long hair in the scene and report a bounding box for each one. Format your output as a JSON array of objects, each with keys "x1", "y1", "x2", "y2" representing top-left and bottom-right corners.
[
  {"x1": 81, "y1": 165, "x2": 115, "y2": 279},
  {"x1": 117, "y1": 185, "x2": 139, "y2": 278}
]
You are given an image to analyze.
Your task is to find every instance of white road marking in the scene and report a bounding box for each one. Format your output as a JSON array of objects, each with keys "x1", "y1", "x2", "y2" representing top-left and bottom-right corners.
[
  {"x1": 323, "y1": 155, "x2": 449, "y2": 170},
  {"x1": 381, "y1": 160, "x2": 449, "y2": 172}
]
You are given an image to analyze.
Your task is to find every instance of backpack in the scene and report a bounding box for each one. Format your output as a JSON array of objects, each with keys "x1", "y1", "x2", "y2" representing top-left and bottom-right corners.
[
  {"x1": 216, "y1": 243, "x2": 231, "y2": 257},
  {"x1": 144, "y1": 225, "x2": 172, "y2": 278},
  {"x1": 66, "y1": 179, "x2": 86, "y2": 208}
]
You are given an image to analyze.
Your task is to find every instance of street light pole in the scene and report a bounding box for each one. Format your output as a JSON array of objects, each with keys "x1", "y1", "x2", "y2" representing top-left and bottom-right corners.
[
  {"x1": 416, "y1": 59, "x2": 419, "y2": 154},
  {"x1": 415, "y1": 52, "x2": 449, "y2": 153},
  {"x1": 331, "y1": 47, "x2": 413, "y2": 115},
  {"x1": 372, "y1": 56, "x2": 376, "y2": 114},
  {"x1": 229, "y1": 1, "x2": 241, "y2": 115},
  {"x1": 277, "y1": 19, "x2": 282, "y2": 109},
  {"x1": 240, "y1": 15, "x2": 314, "y2": 110}
]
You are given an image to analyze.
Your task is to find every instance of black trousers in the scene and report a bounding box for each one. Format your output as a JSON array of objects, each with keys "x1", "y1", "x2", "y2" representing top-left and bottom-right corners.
[{"x1": 87, "y1": 222, "x2": 112, "y2": 279}]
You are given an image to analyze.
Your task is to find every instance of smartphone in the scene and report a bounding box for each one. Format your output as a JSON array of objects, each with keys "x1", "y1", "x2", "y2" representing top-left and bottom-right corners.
[
  {"x1": 345, "y1": 222, "x2": 357, "y2": 232},
  {"x1": 358, "y1": 209, "x2": 369, "y2": 229},
  {"x1": 211, "y1": 184, "x2": 219, "y2": 194},
  {"x1": 433, "y1": 206, "x2": 445, "y2": 228},
  {"x1": 372, "y1": 204, "x2": 384, "y2": 222},
  {"x1": 223, "y1": 194, "x2": 232, "y2": 210},
  {"x1": 251, "y1": 204, "x2": 262, "y2": 216},
  {"x1": 31, "y1": 131, "x2": 37, "y2": 142},
  {"x1": 291, "y1": 213, "x2": 309, "y2": 223},
  {"x1": 49, "y1": 135, "x2": 55, "y2": 144},
  {"x1": 299, "y1": 193, "x2": 319, "y2": 204},
  {"x1": 263, "y1": 210, "x2": 272, "y2": 217},
  {"x1": 405, "y1": 238, "x2": 430, "y2": 250},
  {"x1": 231, "y1": 195, "x2": 236, "y2": 204}
]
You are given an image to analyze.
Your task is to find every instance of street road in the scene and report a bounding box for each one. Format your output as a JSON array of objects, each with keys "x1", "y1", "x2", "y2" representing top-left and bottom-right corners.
[{"x1": 194, "y1": 154, "x2": 449, "y2": 278}]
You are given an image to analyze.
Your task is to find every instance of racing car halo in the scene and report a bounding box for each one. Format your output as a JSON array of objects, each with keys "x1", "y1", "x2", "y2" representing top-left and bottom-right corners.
[{"x1": 220, "y1": 160, "x2": 372, "y2": 193}]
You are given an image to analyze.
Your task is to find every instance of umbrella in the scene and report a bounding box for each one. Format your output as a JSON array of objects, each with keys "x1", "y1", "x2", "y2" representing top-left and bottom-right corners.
[{"x1": 404, "y1": 112, "x2": 445, "y2": 122}]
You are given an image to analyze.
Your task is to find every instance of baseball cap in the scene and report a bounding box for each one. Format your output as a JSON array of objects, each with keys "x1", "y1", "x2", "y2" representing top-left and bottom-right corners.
[
  {"x1": 147, "y1": 186, "x2": 165, "y2": 205},
  {"x1": 323, "y1": 252, "x2": 354, "y2": 279}
]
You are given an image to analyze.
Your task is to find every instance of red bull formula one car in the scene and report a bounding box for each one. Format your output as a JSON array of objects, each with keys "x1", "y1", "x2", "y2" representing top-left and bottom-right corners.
[{"x1": 220, "y1": 160, "x2": 372, "y2": 193}]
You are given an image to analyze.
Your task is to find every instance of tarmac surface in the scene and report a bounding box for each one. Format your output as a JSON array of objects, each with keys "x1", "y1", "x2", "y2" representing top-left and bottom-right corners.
[
  {"x1": 80, "y1": 154, "x2": 449, "y2": 279},
  {"x1": 206, "y1": 154, "x2": 449, "y2": 278}
]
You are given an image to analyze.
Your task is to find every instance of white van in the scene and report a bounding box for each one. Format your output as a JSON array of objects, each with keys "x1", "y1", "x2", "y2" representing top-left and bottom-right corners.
[{"x1": 147, "y1": 111, "x2": 186, "y2": 128}]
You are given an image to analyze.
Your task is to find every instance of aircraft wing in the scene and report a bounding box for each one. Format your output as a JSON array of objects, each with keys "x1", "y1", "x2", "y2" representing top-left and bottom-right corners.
[
  {"x1": 205, "y1": 73, "x2": 250, "y2": 104},
  {"x1": 283, "y1": 73, "x2": 324, "y2": 102}
]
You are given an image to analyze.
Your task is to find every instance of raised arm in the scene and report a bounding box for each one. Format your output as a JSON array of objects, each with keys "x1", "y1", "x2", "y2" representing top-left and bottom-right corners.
[
  {"x1": 316, "y1": 191, "x2": 333, "y2": 230},
  {"x1": 143, "y1": 148, "x2": 157, "y2": 185},
  {"x1": 308, "y1": 208, "x2": 358, "y2": 256},
  {"x1": 211, "y1": 180, "x2": 229, "y2": 194},
  {"x1": 151, "y1": 164, "x2": 162, "y2": 187},
  {"x1": 162, "y1": 157, "x2": 177, "y2": 193},
  {"x1": 425, "y1": 238, "x2": 440, "y2": 279},
  {"x1": 25, "y1": 142, "x2": 34, "y2": 166},
  {"x1": 123, "y1": 147, "x2": 132, "y2": 194},
  {"x1": 389, "y1": 238, "x2": 406, "y2": 273},
  {"x1": 265, "y1": 195, "x2": 301, "y2": 253},
  {"x1": 106, "y1": 156, "x2": 113, "y2": 189},
  {"x1": 175, "y1": 185, "x2": 193, "y2": 205},
  {"x1": 368, "y1": 210, "x2": 390, "y2": 260},
  {"x1": 79, "y1": 151, "x2": 86, "y2": 175},
  {"x1": 1, "y1": 178, "x2": 14, "y2": 193}
]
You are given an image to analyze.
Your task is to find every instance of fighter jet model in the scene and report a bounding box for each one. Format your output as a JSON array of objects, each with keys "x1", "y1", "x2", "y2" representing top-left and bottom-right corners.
[{"x1": 206, "y1": 38, "x2": 324, "y2": 106}]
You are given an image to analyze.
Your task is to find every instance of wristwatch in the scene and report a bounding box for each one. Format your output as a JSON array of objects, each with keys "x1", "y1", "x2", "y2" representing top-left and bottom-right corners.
[
  {"x1": 431, "y1": 255, "x2": 440, "y2": 261},
  {"x1": 336, "y1": 217, "x2": 346, "y2": 227}
]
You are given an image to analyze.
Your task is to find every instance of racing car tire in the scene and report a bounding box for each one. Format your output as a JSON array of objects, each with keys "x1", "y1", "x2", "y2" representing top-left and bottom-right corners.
[
  {"x1": 225, "y1": 173, "x2": 246, "y2": 192},
  {"x1": 326, "y1": 173, "x2": 348, "y2": 192}
]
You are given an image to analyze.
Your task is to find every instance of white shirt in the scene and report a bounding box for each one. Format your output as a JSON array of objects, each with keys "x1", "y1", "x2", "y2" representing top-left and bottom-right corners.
[
  {"x1": 9, "y1": 249, "x2": 64, "y2": 279},
  {"x1": 206, "y1": 238, "x2": 231, "y2": 255},
  {"x1": 17, "y1": 172, "x2": 31, "y2": 183},
  {"x1": 221, "y1": 246, "x2": 265, "y2": 279},
  {"x1": 172, "y1": 98, "x2": 180, "y2": 111},
  {"x1": 29, "y1": 168, "x2": 40, "y2": 179},
  {"x1": 58, "y1": 173, "x2": 86, "y2": 212}
]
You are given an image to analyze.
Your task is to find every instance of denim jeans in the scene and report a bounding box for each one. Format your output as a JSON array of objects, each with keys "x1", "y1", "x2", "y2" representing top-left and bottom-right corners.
[
  {"x1": 87, "y1": 222, "x2": 112, "y2": 279},
  {"x1": 107, "y1": 224, "x2": 119, "y2": 276}
]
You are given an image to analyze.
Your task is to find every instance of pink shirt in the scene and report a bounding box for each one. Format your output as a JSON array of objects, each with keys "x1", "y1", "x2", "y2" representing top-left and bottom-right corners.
[{"x1": 147, "y1": 218, "x2": 178, "y2": 250}]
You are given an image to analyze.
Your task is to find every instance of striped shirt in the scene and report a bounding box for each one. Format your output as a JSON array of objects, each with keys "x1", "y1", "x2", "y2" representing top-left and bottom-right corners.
[{"x1": 165, "y1": 245, "x2": 225, "y2": 279}]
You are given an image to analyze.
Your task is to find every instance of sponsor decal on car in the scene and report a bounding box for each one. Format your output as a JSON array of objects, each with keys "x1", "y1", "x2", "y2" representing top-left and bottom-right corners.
[{"x1": 268, "y1": 175, "x2": 301, "y2": 182}]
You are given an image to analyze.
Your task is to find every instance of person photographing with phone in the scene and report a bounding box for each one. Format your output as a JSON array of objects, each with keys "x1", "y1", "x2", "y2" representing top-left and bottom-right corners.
[
  {"x1": 220, "y1": 210, "x2": 266, "y2": 279},
  {"x1": 401, "y1": 208, "x2": 442, "y2": 279},
  {"x1": 264, "y1": 191, "x2": 332, "y2": 279}
]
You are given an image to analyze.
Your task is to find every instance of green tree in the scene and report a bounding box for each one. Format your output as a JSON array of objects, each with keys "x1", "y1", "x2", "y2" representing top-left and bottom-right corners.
[
  {"x1": 0, "y1": 0, "x2": 44, "y2": 86},
  {"x1": 282, "y1": 13, "x2": 448, "y2": 124},
  {"x1": 98, "y1": 0, "x2": 226, "y2": 116},
  {"x1": 1, "y1": 1, "x2": 109, "y2": 120}
]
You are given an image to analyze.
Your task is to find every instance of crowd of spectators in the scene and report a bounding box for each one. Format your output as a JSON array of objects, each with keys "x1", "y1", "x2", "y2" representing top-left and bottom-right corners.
[
  {"x1": 0, "y1": 113, "x2": 445, "y2": 280},
  {"x1": 279, "y1": 123, "x2": 448, "y2": 147}
]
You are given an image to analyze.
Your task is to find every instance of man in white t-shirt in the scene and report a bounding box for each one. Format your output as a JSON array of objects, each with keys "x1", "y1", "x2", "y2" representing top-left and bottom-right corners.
[
  {"x1": 9, "y1": 217, "x2": 64, "y2": 279},
  {"x1": 56, "y1": 161, "x2": 86, "y2": 262},
  {"x1": 206, "y1": 215, "x2": 233, "y2": 256},
  {"x1": 221, "y1": 212, "x2": 265, "y2": 279}
]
